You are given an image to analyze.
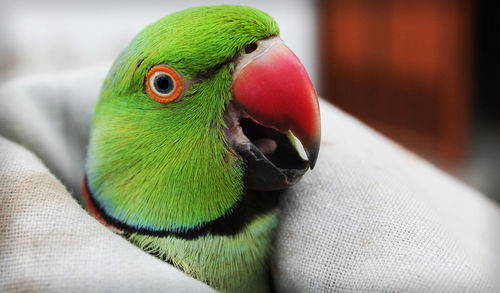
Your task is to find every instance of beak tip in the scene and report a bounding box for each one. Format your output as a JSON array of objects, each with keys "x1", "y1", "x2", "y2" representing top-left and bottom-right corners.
[{"x1": 305, "y1": 139, "x2": 320, "y2": 170}]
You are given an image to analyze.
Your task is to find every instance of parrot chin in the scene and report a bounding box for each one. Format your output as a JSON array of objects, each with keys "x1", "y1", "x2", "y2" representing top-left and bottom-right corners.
[{"x1": 224, "y1": 102, "x2": 309, "y2": 191}]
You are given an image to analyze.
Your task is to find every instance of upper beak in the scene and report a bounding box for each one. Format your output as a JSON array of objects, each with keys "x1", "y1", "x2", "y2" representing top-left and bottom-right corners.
[{"x1": 232, "y1": 37, "x2": 321, "y2": 169}]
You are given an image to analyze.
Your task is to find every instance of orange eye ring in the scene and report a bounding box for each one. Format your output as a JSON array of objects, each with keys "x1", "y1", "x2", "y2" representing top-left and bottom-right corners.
[{"x1": 146, "y1": 65, "x2": 183, "y2": 103}]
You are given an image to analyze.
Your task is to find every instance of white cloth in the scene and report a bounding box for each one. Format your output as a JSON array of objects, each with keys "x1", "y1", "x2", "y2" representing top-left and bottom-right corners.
[
  {"x1": 273, "y1": 102, "x2": 500, "y2": 292},
  {"x1": 0, "y1": 67, "x2": 499, "y2": 292}
]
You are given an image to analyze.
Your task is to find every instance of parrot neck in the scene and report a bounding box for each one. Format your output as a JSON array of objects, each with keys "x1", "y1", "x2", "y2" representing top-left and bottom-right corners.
[{"x1": 83, "y1": 175, "x2": 280, "y2": 239}]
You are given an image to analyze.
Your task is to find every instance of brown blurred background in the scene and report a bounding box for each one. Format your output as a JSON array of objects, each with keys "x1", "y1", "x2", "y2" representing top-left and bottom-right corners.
[
  {"x1": 1, "y1": 0, "x2": 499, "y2": 202},
  {"x1": 317, "y1": 0, "x2": 500, "y2": 202}
]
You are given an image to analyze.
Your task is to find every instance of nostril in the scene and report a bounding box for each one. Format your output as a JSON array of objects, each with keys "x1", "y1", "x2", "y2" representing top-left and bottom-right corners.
[{"x1": 244, "y1": 42, "x2": 258, "y2": 54}]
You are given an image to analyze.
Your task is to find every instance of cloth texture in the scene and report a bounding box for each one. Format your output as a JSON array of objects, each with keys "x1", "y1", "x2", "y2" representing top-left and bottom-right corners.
[{"x1": 1, "y1": 67, "x2": 499, "y2": 292}]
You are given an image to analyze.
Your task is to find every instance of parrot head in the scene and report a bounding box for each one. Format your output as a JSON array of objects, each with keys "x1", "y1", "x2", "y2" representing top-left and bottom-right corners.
[{"x1": 85, "y1": 5, "x2": 320, "y2": 235}]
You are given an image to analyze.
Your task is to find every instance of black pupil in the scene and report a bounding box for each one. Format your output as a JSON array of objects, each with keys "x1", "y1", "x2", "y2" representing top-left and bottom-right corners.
[
  {"x1": 244, "y1": 43, "x2": 258, "y2": 54},
  {"x1": 154, "y1": 74, "x2": 174, "y2": 94}
]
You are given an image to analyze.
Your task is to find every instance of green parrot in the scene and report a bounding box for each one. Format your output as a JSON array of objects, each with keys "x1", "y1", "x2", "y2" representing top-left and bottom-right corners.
[{"x1": 84, "y1": 5, "x2": 320, "y2": 292}]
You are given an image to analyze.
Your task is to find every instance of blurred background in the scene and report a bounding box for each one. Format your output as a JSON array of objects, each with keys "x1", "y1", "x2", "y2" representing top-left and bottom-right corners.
[{"x1": 1, "y1": 0, "x2": 499, "y2": 203}]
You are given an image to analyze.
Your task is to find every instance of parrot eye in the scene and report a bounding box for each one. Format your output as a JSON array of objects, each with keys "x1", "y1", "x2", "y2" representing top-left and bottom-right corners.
[
  {"x1": 146, "y1": 65, "x2": 183, "y2": 103},
  {"x1": 154, "y1": 74, "x2": 174, "y2": 94}
]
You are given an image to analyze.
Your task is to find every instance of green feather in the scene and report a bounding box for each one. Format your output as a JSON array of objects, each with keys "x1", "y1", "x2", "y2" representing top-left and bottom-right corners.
[{"x1": 86, "y1": 5, "x2": 281, "y2": 292}]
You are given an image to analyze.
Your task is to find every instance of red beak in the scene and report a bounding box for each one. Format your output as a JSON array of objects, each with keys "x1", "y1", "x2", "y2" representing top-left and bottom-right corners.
[{"x1": 232, "y1": 37, "x2": 321, "y2": 168}]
